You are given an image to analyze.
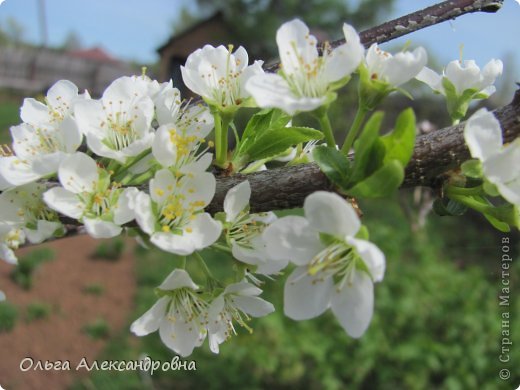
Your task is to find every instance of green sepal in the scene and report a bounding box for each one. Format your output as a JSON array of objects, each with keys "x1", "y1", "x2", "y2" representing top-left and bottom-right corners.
[
  {"x1": 433, "y1": 198, "x2": 468, "y2": 216},
  {"x1": 460, "y1": 159, "x2": 483, "y2": 179}
]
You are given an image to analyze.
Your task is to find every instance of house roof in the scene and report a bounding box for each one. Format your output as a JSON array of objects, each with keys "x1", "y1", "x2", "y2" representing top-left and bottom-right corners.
[
  {"x1": 68, "y1": 47, "x2": 119, "y2": 63},
  {"x1": 157, "y1": 12, "x2": 228, "y2": 54}
]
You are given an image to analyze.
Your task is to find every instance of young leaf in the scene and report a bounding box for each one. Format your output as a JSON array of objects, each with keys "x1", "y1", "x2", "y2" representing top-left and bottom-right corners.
[
  {"x1": 347, "y1": 159, "x2": 404, "y2": 198},
  {"x1": 460, "y1": 159, "x2": 483, "y2": 179},
  {"x1": 237, "y1": 108, "x2": 291, "y2": 157},
  {"x1": 313, "y1": 145, "x2": 351, "y2": 190},
  {"x1": 349, "y1": 111, "x2": 384, "y2": 184},
  {"x1": 246, "y1": 127, "x2": 323, "y2": 161},
  {"x1": 380, "y1": 108, "x2": 416, "y2": 166}
]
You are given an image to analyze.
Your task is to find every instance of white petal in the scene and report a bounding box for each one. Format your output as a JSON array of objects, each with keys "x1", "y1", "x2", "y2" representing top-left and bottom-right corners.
[
  {"x1": 0, "y1": 291, "x2": 5, "y2": 301},
  {"x1": 58, "y1": 152, "x2": 99, "y2": 193},
  {"x1": 284, "y1": 266, "x2": 333, "y2": 320},
  {"x1": 43, "y1": 187, "x2": 84, "y2": 219},
  {"x1": 73, "y1": 99, "x2": 106, "y2": 137},
  {"x1": 0, "y1": 243, "x2": 18, "y2": 264},
  {"x1": 416, "y1": 67, "x2": 443, "y2": 92},
  {"x1": 495, "y1": 180, "x2": 520, "y2": 206},
  {"x1": 263, "y1": 216, "x2": 323, "y2": 265},
  {"x1": 347, "y1": 237, "x2": 386, "y2": 282},
  {"x1": 277, "y1": 19, "x2": 318, "y2": 76},
  {"x1": 180, "y1": 153, "x2": 213, "y2": 174},
  {"x1": 480, "y1": 59, "x2": 503, "y2": 91},
  {"x1": 159, "y1": 268, "x2": 198, "y2": 290},
  {"x1": 25, "y1": 220, "x2": 62, "y2": 244},
  {"x1": 46, "y1": 80, "x2": 79, "y2": 112},
  {"x1": 322, "y1": 24, "x2": 364, "y2": 83},
  {"x1": 304, "y1": 191, "x2": 360, "y2": 238},
  {"x1": 113, "y1": 187, "x2": 139, "y2": 225},
  {"x1": 383, "y1": 46, "x2": 427, "y2": 87},
  {"x1": 134, "y1": 192, "x2": 155, "y2": 235},
  {"x1": 181, "y1": 171, "x2": 216, "y2": 207},
  {"x1": 464, "y1": 108, "x2": 502, "y2": 161},
  {"x1": 152, "y1": 125, "x2": 176, "y2": 167},
  {"x1": 246, "y1": 73, "x2": 324, "y2": 115},
  {"x1": 130, "y1": 297, "x2": 168, "y2": 336},
  {"x1": 149, "y1": 169, "x2": 176, "y2": 204},
  {"x1": 445, "y1": 60, "x2": 481, "y2": 95},
  {"x1": 84, "y1": 218, "x2": 122, "y2": 239},
  {"x1": 20, "y1": 98, "x2": 49, "y2": 125},
  {"x1": 224, "y1": 180, "x2": 251, "y2": 222},
  {"x1": 151, "y1": 214, "x2": 221, "y2": 255},
  {"x1": 159, "y1": 317, "x2": 204, "y2": 357},
  {"x1": 224, "y1": 282, "x2": 262, "y2": 296},
  {"x1": 0, "y1": 156, "x2": 42, "y2": 187},
  {"x1": 60, "y1": 116, "x2": 83, "y2": 153},
  {"x1": 233, "y1": 295, "x2": 274, "y2": 317},
  {"x1": 330, "y1": 270, "x2": 374, "y2": 338}
]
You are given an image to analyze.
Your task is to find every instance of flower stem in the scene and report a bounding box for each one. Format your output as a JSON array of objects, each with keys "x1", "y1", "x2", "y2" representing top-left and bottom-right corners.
[
  {"x1": 318, "y1": 112, "x2": 336, "y2": 148},
  {"x1": 179, "y1": 256, "x2": 186, "y2": 269},
  {"x1": 211, "y1": 242, "x2": 232, "y2": 254},
  {"x1": 214, "y1": 111, "x2": 233, "y2": 168},
  {"x1": 444, "y1": 184, "x2": 483, "y2": 197},
  {"x1": 192, "y1": 251, "x2": 214, "y2": 279},
  {"x1": 341, "y1": 106, "x2": 368, "y2": 154}
]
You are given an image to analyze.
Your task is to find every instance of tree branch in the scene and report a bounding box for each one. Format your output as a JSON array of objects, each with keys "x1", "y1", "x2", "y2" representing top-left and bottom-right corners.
[
  {"x1": 265, "y1": 0, "x2": 504, "y2": 72},
  {"x1": 208, "y1": 89, "x2": 520, "y2": 214}
]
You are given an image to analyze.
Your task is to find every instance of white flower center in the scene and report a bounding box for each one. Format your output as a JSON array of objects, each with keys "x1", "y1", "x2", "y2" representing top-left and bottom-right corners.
[
  {"x1": 163, "y1": 288, "x2": 208, "y2": 332},
  {"x1": 227, "y1": 212, "x2": 267, "y2": 250},
  {"x1": 156, "y1": 187, "x2": 205, "y2": 234},
  {"x1": 202, "y1": 48, "x2": 244, "y2": 107},
  {"x1": 101, "y1": 103, "x2": 140, "y2": 150},
  {"x1": 307, "y1": 242, "x2": 362, "y2": 292},
  {"x1": 282, "y1": 40, "x2": 331, "y2": 98},
  {"x1": 213, "y1": 295, "x2": 252, "y2": 339}
]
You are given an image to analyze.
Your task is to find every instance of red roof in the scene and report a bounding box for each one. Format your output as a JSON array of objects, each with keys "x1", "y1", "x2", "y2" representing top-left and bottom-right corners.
[{"x1": 68, "y1": 47, "x2": 118, "y2": 63}]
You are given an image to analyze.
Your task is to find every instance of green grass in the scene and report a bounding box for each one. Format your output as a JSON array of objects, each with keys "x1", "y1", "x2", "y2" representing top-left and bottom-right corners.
[
  {"x1": 25, "y1": 302, "x2": 52, "y2": 322},
  {"x1": 11, "y1": 248, "x2": 55, "y2": 290},
  {"x1": 82, "y1": 319, "x2": 111, "y2": 340},
  {"x1": 90, "y1": 238, "x2": 125, "y2": 261},
  {"x1": 0, "y1": 301, "x2": 19, "y2": 332},
  {"x1": 82, "y1": 283, "x2": 105, "y2": 296},
  {"x1": 71, "y1": 199, "x2": 520, "y2": 390},
  {"x1": 0, "y1": 100, "x2": 20, "y2": 143}
]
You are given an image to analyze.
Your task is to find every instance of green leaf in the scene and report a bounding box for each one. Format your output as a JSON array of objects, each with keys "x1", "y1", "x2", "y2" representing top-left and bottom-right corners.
[
  {"x1": 349, "y1": 111, "x2": 384, "y2": 184},
  {"x1": 433, "y1": 198, "x2": 468, "y2": 216},
  {"x1": 247, "y1": 126, "x2": 323, "y2": 161},
  {"x1": 347, "y1": 160, "x2": 404, "y2": 198},
  {"x1": 482, "y1": 212, "x2": 511, "y2": 232},
  {"x1": 380, "y1": 108, "x2": 416, "y2": 166},
  {"x1": 236, "y1": 108, "x2": 291, "y2": 158},
  {"x1": 313, "y1": 145, "x2": 351, "y2": 190},
  {"x1": 461, "y1": 159, "x2": 483, "y2": 179}
]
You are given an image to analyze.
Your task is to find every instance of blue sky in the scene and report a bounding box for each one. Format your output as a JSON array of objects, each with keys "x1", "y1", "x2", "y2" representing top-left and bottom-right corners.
[{"x1": 1, "y1": 0, "x2": 519, "y2": 82}]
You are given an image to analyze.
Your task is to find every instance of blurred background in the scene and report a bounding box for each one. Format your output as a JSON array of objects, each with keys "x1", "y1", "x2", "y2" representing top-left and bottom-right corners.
[{"x1": 0, "y1": 0, "x2": 519, "y2": 389}]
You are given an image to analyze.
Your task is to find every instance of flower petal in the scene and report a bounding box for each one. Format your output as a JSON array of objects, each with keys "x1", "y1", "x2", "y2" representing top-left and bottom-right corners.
[
  {"x1": 233, "y1": 295, "x2": 275, "y2": 317},
  {"x1": 347, "y1": 237, "x2": 386, "y2": 282},
  {"x1": 130, "y1": 297, "x2": 168, "y2": 336},
  {"x1": 284, "y1": 266, "x2": 333, "y2": 320},
  {"x1": 330, "y1": 270, "x2": 374, "y2": 338},
  {"x1": 416, "y1": 67, "x2": 443, "y2": 92},
  {"x1": 304, "y1": 191, "x2": 360, "y2": 238},
  {"x1": 58, "y1": 152, "x2": 99, "y2": 193},
  {"x1": 43, "y1": 187, "x2": 84, "y2": 219},
  {"x1": 133, "y1": 192, "x2": 155, "y2": 235},
  {"x1": 224, "y1": 180, "x2": 251, "y2": 222},
  {"x1": 159, "y1": 268, "x2": 199, "y2": 290},
  {"x1": 83, "y1": 218, "x2": 122, "y2": 239},
  {"x1": 159, "y1": 317, "x2": 205, "y2": 357},
  {"x1": 463, "y1": 108, "x2": 502, "y2": 161},
  {"x1": 263, "y1": 216, "x2": 323, "y2": 265},
  {"x1": 25, "y1": 220, "x2": 62, "y2": 244}
]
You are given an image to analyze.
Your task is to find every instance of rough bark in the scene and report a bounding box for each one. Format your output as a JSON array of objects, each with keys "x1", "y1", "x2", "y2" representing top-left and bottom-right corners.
[{"x1": 208, "y1": 90, "x2": 520, "y2": 214}]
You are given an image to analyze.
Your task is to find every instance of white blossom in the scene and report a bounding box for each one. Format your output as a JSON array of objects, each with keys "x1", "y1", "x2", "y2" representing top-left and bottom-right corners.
[
  {"x1": 246, "y1": 19, "x2": 364, "y2": 115},
  {"x1": 0, "y1": 183, "x2": 64, "y2": 245},
  {"x1": 0, "y1": 225, "x2": 25, "y2": 264},
  {"x1": 206, "y1": 282, "x2": 274, "y2": 353},
  {"x1": 464, "y1": 108, "x2": 520, "y2": 206},
  {"x1": 365, "y1": 43, "x2": 427, "y2": 87},
  {"x1": 43, "y1": 152, "x2": 136, "y2": 238},
  {"x1": 263, "y1": 191, "x2": 385, "y2": 338},
  {"x1": 181, "y1": 44, "x2": 264, "y2": 110},
  {"x1": 133, "y1": 169, "x2": 221, "y2": 255},
  {"x1": 131, "y1": 269, "x2": 208, "y2": 357},
  {"x1": 74, "y1": 76, "x2": 154, "y2": 163},
  {"x1": 223, "y1": 180, "x2": 286, "y2": 275},
  {"x1": 417, "y1": 58, "x2": 503, "y2": 97},
  {"x1": 0, "y1": 80, "x2": 85, "y2": 189}
]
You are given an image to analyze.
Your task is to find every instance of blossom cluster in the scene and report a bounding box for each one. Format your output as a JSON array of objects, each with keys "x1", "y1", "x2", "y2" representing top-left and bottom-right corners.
[{"x1": 0, "y1": 17, "x2": 515, "y2": 355}]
